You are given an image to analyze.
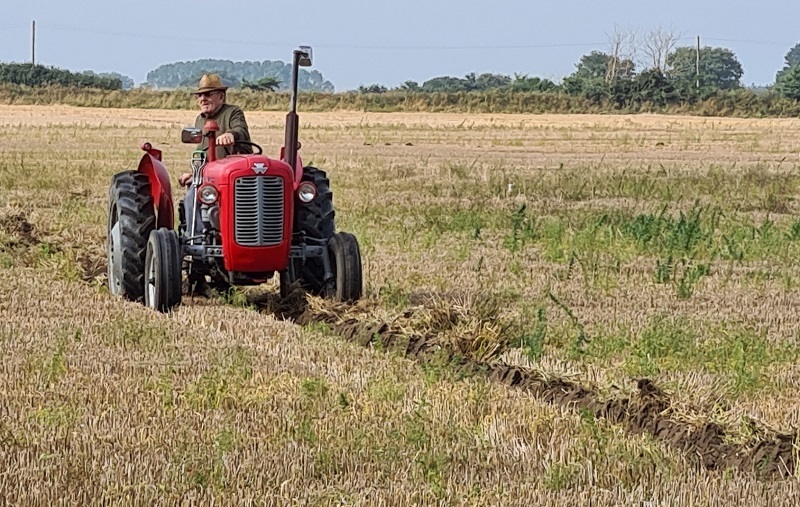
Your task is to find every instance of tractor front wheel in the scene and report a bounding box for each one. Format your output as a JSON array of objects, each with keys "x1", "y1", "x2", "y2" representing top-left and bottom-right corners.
[
  {"x1": 327, "y1": 232, "x2": 363, "y2": 302},
  {"x1": 144, "y1": 228, "x2": 182, "y2": 312},
  {"x1": 107, "y1": 171, "x2": 156, "y2": 302}
]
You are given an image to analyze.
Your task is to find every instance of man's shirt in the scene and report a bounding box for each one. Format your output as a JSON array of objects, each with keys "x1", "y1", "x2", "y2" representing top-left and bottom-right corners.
[{"x1": 195, "y1": 103, "x2": 253, "y2": 160}]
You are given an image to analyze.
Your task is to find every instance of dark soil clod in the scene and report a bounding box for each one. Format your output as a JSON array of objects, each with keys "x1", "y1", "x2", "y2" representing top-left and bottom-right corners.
[{"x1": 0, "y1": 212, "x2": 40, "y2": 247}]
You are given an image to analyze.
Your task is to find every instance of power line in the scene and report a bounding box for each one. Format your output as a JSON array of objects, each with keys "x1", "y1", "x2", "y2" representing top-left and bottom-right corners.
[
  {"x1": 39, "y1": 23, "x2": 606, "y2": 51},
  {"x1": 703, "y1": 37, "x2": 796, "y2": 47},
  {"x1": 41, "y1": 24, "x2": 292, "y2": 48},
  {"x1": 25, "y1": 23, "x2": 800, "y2": 57},
  {"x1": 324, "y1": 42, "x2": 608, "y2": 50},
  {"x1": 676, "y1": 35, "x2": 796, "y2": 47}
]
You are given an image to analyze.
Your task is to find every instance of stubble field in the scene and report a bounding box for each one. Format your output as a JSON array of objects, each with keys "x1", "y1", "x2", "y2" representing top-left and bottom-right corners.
[{"x1": 2, "y1": 105, "x2": 800, "y2": 505}]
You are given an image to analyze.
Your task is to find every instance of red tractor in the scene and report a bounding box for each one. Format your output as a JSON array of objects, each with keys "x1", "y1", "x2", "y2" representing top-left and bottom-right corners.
[{"x1": 106, "y1": 46, "x2": 363, "y2": 312}]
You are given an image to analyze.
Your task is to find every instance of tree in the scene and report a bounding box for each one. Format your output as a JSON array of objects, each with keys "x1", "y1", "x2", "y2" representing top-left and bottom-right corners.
[
  {"x1": 475, "y1": 72, "x2": 511, "y2": 90},
  {"x1": 784, "y1": 43, "x2": 800, "y2": 68},
  {"x1": 775, "y1": 64, "x2": 800, "y2": 100},
  {"x1": 606, "y1": 24, "x2": 638, "y2": 82},
  {"x1": 666, "y1": 46, "x2": 743, "y2": 90},
  {"x1": 573, "y1": 51, "x2": 635, "y2": 82},
  {"x1": 561, "y1": 73, "x2": 609, "y2": 101},
  {"x1": 241, "y1": 76, "x2": 280, "y2": 92},
  {"x1": 421, "y1": 76, "x2": 466, "y2": 92},
  {"x1": 775, "y1": 42, "x2": 800, "y2": 85},
  {"x1": 357, "y1": 84, "x2": 388, "y2": 93},
  {"x1": 399, "y1": 80, "x2": 420, "y2": 91},
  {"x1": 563, "y1": 50, "x2": 634, "y2": 99},
  {"x1": 509, "y1": 74, "x2": 557, "y2": 92},
  {"x1": 575, "y1": 51, "x2": 614, "y2": 80},
  {"x1": 418, "y1": 73, "x2": 512, "y2": 92},
  {"x1": 93, "y1": 71, "x2": 134, "y2": 89},
  {"x1": 631, "y1": 69, "x2": 678, "y2": 105},
  {"x1": 640, "y1": 26, "x2": 682, "y2": 72}
]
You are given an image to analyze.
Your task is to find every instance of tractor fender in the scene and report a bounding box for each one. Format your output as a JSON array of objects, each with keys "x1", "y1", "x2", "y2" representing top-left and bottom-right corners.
[
  {"x1": 294, "y1": 154, "x2": 305, "y2": 188},
  {"x1": 137, "y1": 143, "x2": 175, "y2": 230},
  {"x1": 280, "y1": 145, "x2": 305, "y2": 189}
]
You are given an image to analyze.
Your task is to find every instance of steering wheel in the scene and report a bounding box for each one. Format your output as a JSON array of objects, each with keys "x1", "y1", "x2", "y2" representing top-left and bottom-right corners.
[
  {"x1": 200, "y1": 140, "x2": 263, "y2": 155},
  {"x1": 232, "y1": 141, "x2": 263, "y2": 155}
]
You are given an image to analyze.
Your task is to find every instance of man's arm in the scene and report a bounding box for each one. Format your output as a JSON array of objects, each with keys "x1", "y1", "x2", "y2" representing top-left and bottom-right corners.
[{"x1": 228, "y1": 107, "x2": 251, "y2": 142}]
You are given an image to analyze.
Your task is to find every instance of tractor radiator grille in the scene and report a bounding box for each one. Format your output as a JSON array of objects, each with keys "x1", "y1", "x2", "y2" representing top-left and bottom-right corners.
[{"x1": 234, "y1": 176, "x2": 284, "y2": 246}]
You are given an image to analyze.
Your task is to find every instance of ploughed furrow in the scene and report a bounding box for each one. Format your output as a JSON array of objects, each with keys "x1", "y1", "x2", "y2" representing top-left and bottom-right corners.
[
  {"x1": 0, "y1": 210, "x2": 105, "y2": 284},
  {"x1": 487, "y1": 369, "x2": 795, "y2": 478},
  {"x1": 287, "y1": 297, "x2": 797, "y2": 480}
]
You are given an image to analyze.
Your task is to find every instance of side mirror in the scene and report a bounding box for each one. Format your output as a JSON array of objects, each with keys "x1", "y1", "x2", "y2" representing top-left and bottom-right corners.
[
  {"x1": 297, "y1": 46, "x2": 313, "y2": 67},
  {"x1": 181, "y1": 127, "x2": 202, "y2": 144}
]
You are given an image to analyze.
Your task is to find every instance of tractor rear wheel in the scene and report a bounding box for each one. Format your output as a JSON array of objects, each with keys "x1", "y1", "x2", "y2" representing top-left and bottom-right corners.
[
  {"x1": 295, "y1": 166, "x2": 335, "y2": 240},
  {"x1": 107, "y1": 171, "x2": 156, "y2": 302},
  {"x1": 144, "y1": 228, "x2": 182, "y2": 312},
  {"x1": 294, "y1": 166, "x2": 335, "y2": 294},
  {"x1": 327, "y1": 232, "x2": 363, "y2": 302}
]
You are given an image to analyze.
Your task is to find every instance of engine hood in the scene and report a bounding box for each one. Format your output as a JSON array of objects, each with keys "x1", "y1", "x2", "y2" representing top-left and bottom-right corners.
[{"x1": 200, "y1": 155, "x2": 294, "y2": 186}]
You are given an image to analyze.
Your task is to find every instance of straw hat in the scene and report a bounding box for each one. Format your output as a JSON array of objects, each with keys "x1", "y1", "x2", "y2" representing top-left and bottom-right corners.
[{"x1": 193, "y1": 74, "x2": 228, "y2": 93}]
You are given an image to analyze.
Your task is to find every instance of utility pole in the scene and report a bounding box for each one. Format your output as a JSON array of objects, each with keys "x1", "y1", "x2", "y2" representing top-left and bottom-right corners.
[
  {"x1": 31, "y1": 20, "x2": 36, "y2": 66},
  {"x1": 696, "y1": 35, "x2": 700, "y2": 89}
]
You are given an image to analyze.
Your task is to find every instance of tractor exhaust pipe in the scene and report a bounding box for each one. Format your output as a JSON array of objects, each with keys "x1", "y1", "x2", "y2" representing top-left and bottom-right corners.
[{"x1": 284, "y1": 46, "x2": 313, "y2": 171}]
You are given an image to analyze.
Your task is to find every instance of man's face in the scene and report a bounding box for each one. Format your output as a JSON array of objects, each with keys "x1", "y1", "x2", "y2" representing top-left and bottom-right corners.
[{"x1": 196, "y1": 90, "x2": 224, "y2": 115}]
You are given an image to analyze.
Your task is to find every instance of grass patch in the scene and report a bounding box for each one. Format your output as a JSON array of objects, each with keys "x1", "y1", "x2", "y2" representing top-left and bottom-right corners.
[
  {"x1": 102, "y1": 318, "x2": 171, "y2": 350},
  {"x1": 581, "y1": 316, "x2": 800, "y2": 395},
  {"x1": 185, "y1": 346, "x2": 254, "y2": 410}
]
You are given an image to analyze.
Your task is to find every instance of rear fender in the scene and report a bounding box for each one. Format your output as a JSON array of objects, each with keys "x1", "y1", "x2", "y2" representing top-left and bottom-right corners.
[{"x1": 137, "y1": 143, "x2": 174, "y2": 229}]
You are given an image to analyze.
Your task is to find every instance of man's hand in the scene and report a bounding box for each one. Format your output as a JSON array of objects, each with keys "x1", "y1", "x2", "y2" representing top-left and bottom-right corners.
[
  {"x1": 179, "y1": 172, "x2": 192, "y2": 187},
  {"x1": 217, "y1": 132, "x2": 235, "y2": 146}
]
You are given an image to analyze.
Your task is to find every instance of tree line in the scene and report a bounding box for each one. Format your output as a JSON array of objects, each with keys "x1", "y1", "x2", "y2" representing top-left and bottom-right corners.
[
  {"x1": 143, "y1": 59, "x2": 334, "y2": 92},
  {"x1": 0, "y1": 63, "x2": 128, "y2": 90},
  {"x1": 0, "y1": 58, "x2": 334, "y2": 92},
  {"x1": 358, "y1": 41, "x2": 800, "y2": 104},
  {"x1": 3, "y1": 28, "x2": 800, "y2": 109}
]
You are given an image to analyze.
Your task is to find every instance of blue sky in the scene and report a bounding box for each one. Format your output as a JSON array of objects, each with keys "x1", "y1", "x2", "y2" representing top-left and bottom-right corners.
[{"x1": 2, "y1": 0, "x2": 799, "y2": 90}]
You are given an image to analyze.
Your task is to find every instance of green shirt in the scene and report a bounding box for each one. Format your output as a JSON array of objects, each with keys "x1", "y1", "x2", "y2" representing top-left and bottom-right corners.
[{"x1": 195, "y1": 103, "x2": 253, "y2": 160}]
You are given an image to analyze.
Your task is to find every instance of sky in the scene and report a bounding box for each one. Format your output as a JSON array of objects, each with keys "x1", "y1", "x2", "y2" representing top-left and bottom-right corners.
[{"x1": 2, "y1": 0, "x2": 799, "y2": 91}]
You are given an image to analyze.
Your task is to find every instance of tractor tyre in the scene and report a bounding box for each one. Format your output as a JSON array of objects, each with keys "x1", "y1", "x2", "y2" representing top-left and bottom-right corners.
[
  {"x1": 107, "y1": 170, "x2": 156, "y2": 302},
  {"x1": 294, "y1": 166, "x2": 335, "y2": 239},
  {"x1": 279, "y1": 270, "x2": 294, "y2": 299},
  {"x1": 327, "y1": 232, "x2": 363, "y2": 302},
  {"x1": 144, "y1": 228, "x2": 182, "y2": 312},
  {"x1": 294, "y1": 166, "x2": 335, "y2": 294}
]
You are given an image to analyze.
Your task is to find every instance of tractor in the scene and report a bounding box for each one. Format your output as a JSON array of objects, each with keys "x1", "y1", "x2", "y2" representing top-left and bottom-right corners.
[{"x1": 106, "y1": 46, "x2": 363, "y2": 312}]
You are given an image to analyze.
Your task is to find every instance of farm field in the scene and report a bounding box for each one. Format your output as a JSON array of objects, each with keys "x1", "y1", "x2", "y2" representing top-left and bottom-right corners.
[{"x1": 2, "y1": 104, "x2": 800, "y2": 505}]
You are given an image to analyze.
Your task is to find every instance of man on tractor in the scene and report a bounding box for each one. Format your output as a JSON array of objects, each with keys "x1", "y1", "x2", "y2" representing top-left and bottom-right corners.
[
  {"x1": 178, "y1": 73, "x2": 253, "y2": 295},
  {"x1": 178, "y1": 73, "x2": 252, "y2": 186}
]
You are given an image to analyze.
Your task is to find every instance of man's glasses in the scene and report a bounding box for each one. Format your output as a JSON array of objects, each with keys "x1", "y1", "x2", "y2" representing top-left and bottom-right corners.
[{"x1": 195, "y1": 91, "x2": 218, "y2": 98}]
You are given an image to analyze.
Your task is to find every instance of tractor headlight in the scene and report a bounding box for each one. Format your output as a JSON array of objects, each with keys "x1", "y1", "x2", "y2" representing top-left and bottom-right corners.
[
  {"x1": 198, "y1": 185, "x2": 218, "y2": 205},
  {"x1": 297, "y1": 182, "x2": 317, "y2": 203}
]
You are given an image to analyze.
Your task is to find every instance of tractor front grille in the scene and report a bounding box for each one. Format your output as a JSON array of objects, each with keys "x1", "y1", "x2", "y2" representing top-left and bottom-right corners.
[{"x1": 234, "y1": 176, "x2": 284, "y2": 246}]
